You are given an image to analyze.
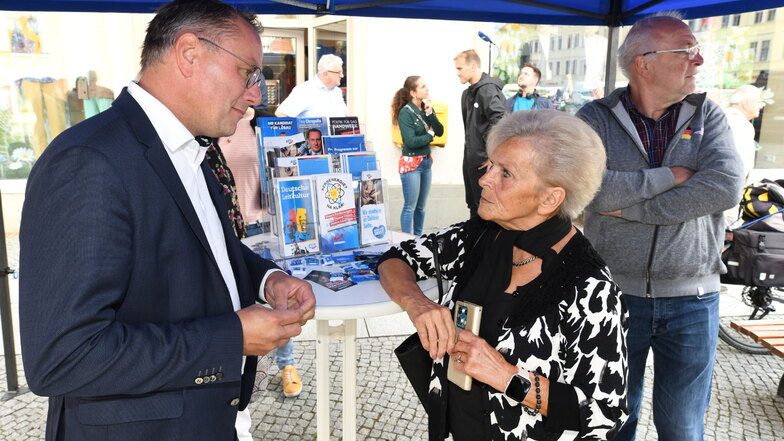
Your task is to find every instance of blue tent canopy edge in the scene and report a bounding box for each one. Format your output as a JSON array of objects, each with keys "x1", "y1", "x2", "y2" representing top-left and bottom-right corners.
[{"x1": 3, "y1": 0, "x2": 784, "y2": 26}]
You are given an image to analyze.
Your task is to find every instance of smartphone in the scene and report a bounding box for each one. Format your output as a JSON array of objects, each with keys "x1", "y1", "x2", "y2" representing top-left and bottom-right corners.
[{"x1": 447, "y1": 300, "x2": 483, "y2": 391}]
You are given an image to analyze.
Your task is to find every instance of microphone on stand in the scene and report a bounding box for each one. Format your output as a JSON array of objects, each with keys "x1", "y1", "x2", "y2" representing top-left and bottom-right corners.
[
  {"x1": 478, "y1": 31, "x2": 496, "y2": 74},
  {"x1": 478, "y1": 31, "x2": 497, "y2": 46}
]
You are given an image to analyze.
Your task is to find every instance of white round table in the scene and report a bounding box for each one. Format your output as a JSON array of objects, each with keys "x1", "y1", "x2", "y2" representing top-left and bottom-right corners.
[
  {"x1": 309, "y1": 275, "x2": 437, "y2": 441},
  {"x1": 242, "y1": 232, "x2": 438, "y2": 441}
]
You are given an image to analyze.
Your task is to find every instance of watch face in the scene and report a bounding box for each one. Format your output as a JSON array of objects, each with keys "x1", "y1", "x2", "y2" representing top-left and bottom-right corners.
[{"x1": 505, "y1": 374, "x2": 531, "y2": 402}]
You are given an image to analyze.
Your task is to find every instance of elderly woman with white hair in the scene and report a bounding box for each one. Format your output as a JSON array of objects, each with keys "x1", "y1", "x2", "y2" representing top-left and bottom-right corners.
[{"x1": 378, "y1": 110, "x2": 628, "y2": 441}]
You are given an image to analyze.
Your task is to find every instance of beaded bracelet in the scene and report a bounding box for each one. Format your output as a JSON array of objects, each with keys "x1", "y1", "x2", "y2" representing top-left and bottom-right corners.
[{"x1": 523, "y1": 371, "x2": 542, "y2": 416}]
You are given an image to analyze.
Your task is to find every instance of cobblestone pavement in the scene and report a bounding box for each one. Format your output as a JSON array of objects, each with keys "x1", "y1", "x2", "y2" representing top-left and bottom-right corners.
[{"x1": 2, "y1": 334, "x2": 784, "y2": 440}]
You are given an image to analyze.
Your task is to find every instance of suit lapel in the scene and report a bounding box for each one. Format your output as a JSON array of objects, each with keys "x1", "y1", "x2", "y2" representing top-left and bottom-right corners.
[{"x1": 113, "y1": 89, "x2": 219, "y2": 270}]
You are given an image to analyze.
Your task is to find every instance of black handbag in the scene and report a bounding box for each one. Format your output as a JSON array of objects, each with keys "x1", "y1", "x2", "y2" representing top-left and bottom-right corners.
[
  {"x1": 394, "y1": 235, "x2": 445, "y2": 414},
  {"x1": 394, "y1": 331, "x2": 433, "y2": 413}
]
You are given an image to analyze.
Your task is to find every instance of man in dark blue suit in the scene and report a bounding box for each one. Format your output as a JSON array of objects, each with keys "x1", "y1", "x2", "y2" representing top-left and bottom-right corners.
[{"x1": 18, "y1": 1, "x2": 315, "y2": 440}]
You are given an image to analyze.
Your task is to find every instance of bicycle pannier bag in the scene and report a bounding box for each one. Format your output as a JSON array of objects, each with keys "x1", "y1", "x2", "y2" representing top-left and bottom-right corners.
[{"x1": 722, "y1": 229, "x2": 784, "y2": 286}]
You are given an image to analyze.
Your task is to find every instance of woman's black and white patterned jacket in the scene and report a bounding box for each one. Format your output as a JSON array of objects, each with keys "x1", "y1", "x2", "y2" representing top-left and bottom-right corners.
[{"x1": 383, "y1": 219, "x2": 629, "y2": 441}]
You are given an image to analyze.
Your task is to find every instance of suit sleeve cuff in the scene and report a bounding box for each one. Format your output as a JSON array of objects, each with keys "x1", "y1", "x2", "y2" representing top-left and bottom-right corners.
[{"x1": 258, "y1": 269, "x2": 287, "y2": 304}]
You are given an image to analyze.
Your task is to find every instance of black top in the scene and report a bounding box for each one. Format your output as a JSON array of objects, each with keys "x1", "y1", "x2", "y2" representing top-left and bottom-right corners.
[{"x1": 447, "y1": 286, "x2": 525, "y2": 441}]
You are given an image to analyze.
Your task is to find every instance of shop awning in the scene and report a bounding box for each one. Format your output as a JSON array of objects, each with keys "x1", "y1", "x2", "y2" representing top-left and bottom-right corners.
[{"x1": 3, "y1": 1, "x2": 784, "y2": 26}]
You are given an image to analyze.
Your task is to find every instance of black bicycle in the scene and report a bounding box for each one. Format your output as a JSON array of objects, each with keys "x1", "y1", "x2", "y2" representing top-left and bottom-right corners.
[{"x1": 718, "y1": 284, "x2": 784, "y2": 354}]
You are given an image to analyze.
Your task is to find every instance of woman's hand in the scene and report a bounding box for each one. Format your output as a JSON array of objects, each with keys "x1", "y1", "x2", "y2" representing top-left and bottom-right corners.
[
  {"x1": 407, "y1": 295, "x2": 456, "y2": 360},
  {"x1": 378, "y1": 258, "x2": 454, "y2": 359},
  {"x1": 451, "y1": 330, "x2": 517, "y2": 393},
  {"x1": 424, "y1": 100, "x2": 433, "y2": 116}
]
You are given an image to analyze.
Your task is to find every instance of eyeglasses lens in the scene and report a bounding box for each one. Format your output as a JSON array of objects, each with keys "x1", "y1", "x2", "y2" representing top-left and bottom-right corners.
[{"x1": 247, "y1": 68, "x2": 262, "y2": 88}]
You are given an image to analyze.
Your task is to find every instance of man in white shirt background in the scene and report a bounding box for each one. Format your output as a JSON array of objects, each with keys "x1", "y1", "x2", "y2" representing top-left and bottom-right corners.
[
  {"x1": 275, "y1": 54, "x2": 349, "y2": 118},
  {"x1": 725, "y1": 84, "x2": 763, "y2": 181}
]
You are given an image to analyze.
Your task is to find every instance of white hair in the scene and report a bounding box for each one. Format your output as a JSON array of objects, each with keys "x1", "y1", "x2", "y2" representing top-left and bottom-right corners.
[
  {"x1": 486, "y1": 110, "x2": 606, "y2": 220},
  {"x1": 730, "y1": 85, "x2": 762, "y2": 104},
  {"x1": 617, "y1": 10, "x2": 685, "y2": 78},
  {"x1": 317, "y1": 54, "x2": 343, "y2": 74}
]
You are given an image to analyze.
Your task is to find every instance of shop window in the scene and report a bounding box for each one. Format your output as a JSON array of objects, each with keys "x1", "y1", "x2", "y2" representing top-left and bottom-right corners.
[
  {"x1": 315, "y1": 20, "x2": 347, "y2": 100},
  {"x1": 261, "y1": 35, "x2": 298, "y2": 107},
  {"x1": 760, "y1": 40, "x2": 770, "y2": 62}
]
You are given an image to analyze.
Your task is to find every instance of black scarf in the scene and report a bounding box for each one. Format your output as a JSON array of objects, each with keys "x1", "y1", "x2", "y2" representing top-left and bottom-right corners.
[{"x1": 457, "y1": 215, "x2": 572, "y2": 308}]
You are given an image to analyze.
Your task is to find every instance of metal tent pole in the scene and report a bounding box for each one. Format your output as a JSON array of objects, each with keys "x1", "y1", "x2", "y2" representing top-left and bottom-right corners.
[
  {"x1": 604, "y1": 25, "x2": 620, "y2": 96},
  {"x1": 0, "y1": 190, "x2": 19, "y2": 400}
]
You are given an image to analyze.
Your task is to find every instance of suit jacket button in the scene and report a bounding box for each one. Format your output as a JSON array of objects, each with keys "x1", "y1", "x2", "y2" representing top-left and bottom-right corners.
[
  {"x1": 203, "y1": 376, "x2": 211, "y2": 384},
  {"x1": 194, "y1": 377, "x2": 204, "y2": 385},
  {"x1": 230, "y1": 398, "x2": 240, "y2": 407},
  {"x1": 216, "y1": 372, "x2": 224, "y2": 380},
  {"x1": 210, "y1": 375, "x2": 217, "y2": 382}
]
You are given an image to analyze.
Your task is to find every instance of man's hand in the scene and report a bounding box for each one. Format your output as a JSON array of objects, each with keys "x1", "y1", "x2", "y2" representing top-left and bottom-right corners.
[
  {"x1": 264, "y1": 271, "x2": 316, "y2": 325},
  {"x1": 235, "y1": 305, "x2": 304, "y2": 356},
  {"x1": 670, "y1": 166, "x2": 695, "y2": 186}
]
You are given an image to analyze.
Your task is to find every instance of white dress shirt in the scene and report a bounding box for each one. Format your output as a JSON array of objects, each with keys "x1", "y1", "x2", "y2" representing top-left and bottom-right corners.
[{"x1": 128, "y1": 82, "x2": 244, "y2": 310}]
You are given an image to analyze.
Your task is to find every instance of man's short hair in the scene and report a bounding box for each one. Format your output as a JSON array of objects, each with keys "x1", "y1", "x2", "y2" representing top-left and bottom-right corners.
[
  {"x1": 617, "y1": 11, "x2": 685, "y2": 78},
  {"x1": 455, "y1": 49, "x2": 481, "y2": 67},
  {"x1": 317, "y1": 54, "x2": 343, "y2": 75},
  {"x1": 141, "y1": 0, "x2": 262, "y2": 71},
  {"x1": 523, "y1": 63, "x2": 542, "y2": 82},
  {"x1": 307, "y1": 128, "x2": 322, "y2": 138},
  {"x1": 730, "y1": 85, "x2": 762, "y2": 105}
]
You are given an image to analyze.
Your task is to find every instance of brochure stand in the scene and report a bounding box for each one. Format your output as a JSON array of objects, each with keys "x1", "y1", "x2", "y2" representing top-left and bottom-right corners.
[{"x1": 254, "y1": 116, "x2": 391, "y2": 269}]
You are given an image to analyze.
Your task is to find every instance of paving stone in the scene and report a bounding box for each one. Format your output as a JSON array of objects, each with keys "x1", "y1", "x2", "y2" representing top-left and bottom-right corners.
[{"x1": 3, "y1": 335, "x2": 784, "y2": 440}]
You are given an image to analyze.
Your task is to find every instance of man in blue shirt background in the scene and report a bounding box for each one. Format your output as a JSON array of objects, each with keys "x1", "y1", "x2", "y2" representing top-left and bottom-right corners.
[{"x1": 505, "y1": 64, "x2": 553, "y2": 112}]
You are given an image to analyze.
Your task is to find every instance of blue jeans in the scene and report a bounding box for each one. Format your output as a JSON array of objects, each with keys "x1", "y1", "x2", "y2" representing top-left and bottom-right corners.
[
  {"x1": 245, "y1": 221, "x2": 263, "y2": 237},
  {"x1": 400, "y1": 157, "x2": 432, "y2": 235},
  {"x1": 275, "y1": 339, "x2": 295, "y2": 370},
  {"x1": 614, "y1": 292, "x2": 719, "y2": 441}
]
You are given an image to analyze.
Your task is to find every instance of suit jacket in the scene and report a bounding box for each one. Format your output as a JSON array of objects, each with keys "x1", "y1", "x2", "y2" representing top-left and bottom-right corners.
[{"x1": 19, "y1": 89, "x2": 279, "y2": 441}]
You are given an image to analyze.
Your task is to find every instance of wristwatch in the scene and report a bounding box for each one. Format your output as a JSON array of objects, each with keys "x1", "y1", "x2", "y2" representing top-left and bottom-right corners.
[{"x1": 504, "y1": 372, "x2": 531, "y2": 402}]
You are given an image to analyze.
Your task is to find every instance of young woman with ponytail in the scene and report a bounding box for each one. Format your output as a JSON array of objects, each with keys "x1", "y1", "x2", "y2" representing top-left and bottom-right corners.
[{"x1": 391, "y1": 76, "x2": 444, "y2": 235}]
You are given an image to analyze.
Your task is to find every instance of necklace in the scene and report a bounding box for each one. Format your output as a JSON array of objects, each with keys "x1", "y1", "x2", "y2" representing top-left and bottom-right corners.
[{"x1": 512, "y1": 255, "x2": 537, "y2": 267}]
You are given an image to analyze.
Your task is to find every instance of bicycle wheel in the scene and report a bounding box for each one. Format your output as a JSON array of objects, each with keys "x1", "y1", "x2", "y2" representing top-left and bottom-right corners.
[{"x1": 719, "y1": 285, "x2": 784, "y2": 355}]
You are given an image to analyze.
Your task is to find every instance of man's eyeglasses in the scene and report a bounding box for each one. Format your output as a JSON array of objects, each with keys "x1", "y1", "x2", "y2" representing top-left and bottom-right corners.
[
  {"x1": 328, "y1": 70, "x2": 344, "y2": 77},
  {"x1": 198, "y1": 37, "x2": 262, "y2": 89},
  {"x1": 642, "y1": 44, "x2": 702, "y2": 61}
]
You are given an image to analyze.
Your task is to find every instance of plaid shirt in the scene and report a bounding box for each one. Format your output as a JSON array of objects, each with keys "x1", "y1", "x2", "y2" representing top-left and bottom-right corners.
[{"x1": 620, "y1": 89, "x2": 682, "y2": 168}]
